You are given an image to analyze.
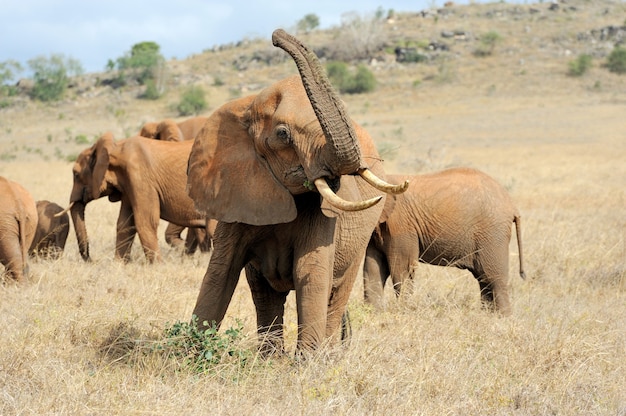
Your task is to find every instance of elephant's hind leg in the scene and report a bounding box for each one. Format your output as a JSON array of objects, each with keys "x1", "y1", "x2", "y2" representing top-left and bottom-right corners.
[
  {"x1": 0, "y1": 234, "x2": 26, "y2": 281},
  {"x1": 473, "y1": 255, "x2": 511, "y2": 316}
]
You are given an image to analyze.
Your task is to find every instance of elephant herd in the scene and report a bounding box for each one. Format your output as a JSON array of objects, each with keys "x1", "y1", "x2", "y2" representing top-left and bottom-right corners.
[{"x1": 1, "y1": 30, "x2": 524, "y2": 353}]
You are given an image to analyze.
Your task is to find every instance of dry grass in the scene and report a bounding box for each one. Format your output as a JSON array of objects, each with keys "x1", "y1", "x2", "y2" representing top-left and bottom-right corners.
[{"x1": 1, "y1": 0, "x2": 625, "y2": 414}]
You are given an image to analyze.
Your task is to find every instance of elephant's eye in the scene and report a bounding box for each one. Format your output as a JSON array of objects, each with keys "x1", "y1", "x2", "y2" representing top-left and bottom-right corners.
[{"x1": 276, "y1": 125, "x2": 291, "y2": 144}]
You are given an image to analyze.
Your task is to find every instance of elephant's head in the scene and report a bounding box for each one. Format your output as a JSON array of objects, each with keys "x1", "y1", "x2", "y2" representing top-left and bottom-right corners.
[
  {"x1": 67, "y1": 132, "x2": 122, "y2": 260},
  {"x1": 139, "y1": 119, "x2": 184, "y2": 141},
  {"x1": 187, "y1": 29, "x2": 407, "y2": 225}
]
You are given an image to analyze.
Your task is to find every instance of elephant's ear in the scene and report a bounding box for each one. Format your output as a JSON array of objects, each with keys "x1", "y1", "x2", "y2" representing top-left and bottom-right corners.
[
  {"x1": 156, "y1": 119, "x2": 184, "y2": 141},
  {"x1": 91, "y1": 132, "x2": 114, "y2": 199},
  {"x1": 139, "y1": 122, "x2": 158, "y2": 138},
  {"x1": 187, "y1": 96, "x2": 297, "y2": 225}
]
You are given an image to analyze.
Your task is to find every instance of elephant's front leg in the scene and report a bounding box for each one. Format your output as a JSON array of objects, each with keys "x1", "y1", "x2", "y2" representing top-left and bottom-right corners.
[
  {"x1": 115, "y1": 201, "x2": 136, "y2": 262},
  {"x1": 192, "y1": 222, "x2": 246, "y2": 330},
  {"x1": 132, "y1": 208, "x2": 162, "y2": 263},
  {"x1": 245, "y1": 263, "x2": 288, "y2": 356},
  {"x1": 294, "y1": 243, "x2": 334, "y2": 351}
]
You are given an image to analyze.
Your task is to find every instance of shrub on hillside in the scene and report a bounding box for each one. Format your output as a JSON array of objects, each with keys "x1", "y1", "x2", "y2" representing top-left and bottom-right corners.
[
  {"x1": 177, "y1": 85, "x2": 207, "y2": 116},
  {"x1": 27, "y1": 54, "x2": 83, "y2": 102},
  {"x1": 605, "y1": 46, "x2": 626, "y2": 74},
  {"x1": 473, "y1": 31, "x2": 502, "y2": 57},
  {"x1": 568, "y1": 54, "x2": 592, "y2": 77},
  {"x1": 325, "y1": 10, "x2": 389, "y2": 61},
  {"x1": 326, "y1": 61, "x2": 376, "y2": 94}
]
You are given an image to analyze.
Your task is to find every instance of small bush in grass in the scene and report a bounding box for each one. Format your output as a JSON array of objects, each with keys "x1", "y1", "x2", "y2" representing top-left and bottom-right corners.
[
  {"x1": 568, "y1": 54, "x2": 592, "y2": 76},
  {"x1": 177, "y1": 85, "x2": 207, "y2": 116},
  {"x1": 326, "y1": 61, "x2": 376, "y2": 94},
  {"x1": 160, "y1": 316, "x2": 252, "y2": 373},
  {"x1": 473, "y1": 31, "x2": 502, "y2": 57},
  {"x1": 606, "y1": 46, "x2": 626, "y2": 74}
]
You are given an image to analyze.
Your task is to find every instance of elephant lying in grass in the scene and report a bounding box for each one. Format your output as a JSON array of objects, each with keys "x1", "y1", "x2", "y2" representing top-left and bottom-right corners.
[
  {"x1": 29, "y1": 200, "x2": 70, "y2": 259},
  {"x1": 186, "y1": 29, "x2": 408, "y2": 353},
  {"x1": 364, "y1": 167, "x2": 525, "y2": 315},
  {"x1": 0, "y1": 176, "x2": 37, "y2": 281}
]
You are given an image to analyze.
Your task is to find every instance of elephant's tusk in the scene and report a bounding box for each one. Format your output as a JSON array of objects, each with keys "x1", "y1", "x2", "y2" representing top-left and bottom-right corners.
[
  {"x1": 54, "y1": 201, "x2": 75, "y2": 217},
  {"x1": 314, "y1": 178, "x2": 382, "y2": 211},
  {"x1": 358, "y1": 168, "x2": 409, "y2": 194}
]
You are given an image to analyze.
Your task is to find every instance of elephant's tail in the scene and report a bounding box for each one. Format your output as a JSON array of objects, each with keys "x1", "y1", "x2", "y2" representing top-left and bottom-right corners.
[{"x1": 514, "y1": 214, "x2": 525, "y2": 280}]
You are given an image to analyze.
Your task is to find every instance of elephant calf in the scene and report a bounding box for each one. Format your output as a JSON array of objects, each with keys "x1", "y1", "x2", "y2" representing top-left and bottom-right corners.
[
  {"x1": 29, "y1": 200, "x2": 70, "y2": 259},
  {"x1": 0, "y1": 176, "x2": 37, "y2": 281},
  {"x1": 364, "y1": 167, "x2": 525, "y2": 315}
]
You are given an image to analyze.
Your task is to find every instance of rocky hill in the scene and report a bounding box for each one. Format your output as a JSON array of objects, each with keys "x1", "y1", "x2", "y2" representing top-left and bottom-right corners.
[{"x1": 1, "y1": 0, "x2": 625, "y2": 167}]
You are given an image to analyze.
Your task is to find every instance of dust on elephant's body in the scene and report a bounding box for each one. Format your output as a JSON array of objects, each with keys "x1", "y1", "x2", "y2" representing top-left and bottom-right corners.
[
  {"x1": 0, "y1": 176, "x2": 37, "y2": 281},
  {"x1": 364, "y1": 167, "x2": 524, "y2": 315},
  {"x1": 187, "y1": 30, "x2": 408, "y2": 353},
  {"x1": 68, "y1": 135, "x2": 208, "y2": 263},
  {"x1": 29, "y1": 200, "x2": 70, "y2": 259}
]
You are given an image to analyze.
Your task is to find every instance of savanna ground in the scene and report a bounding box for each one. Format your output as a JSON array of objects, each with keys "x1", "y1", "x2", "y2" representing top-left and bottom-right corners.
[{"x1": 1, "y1": 1, "x2": 625, "y2": 414}]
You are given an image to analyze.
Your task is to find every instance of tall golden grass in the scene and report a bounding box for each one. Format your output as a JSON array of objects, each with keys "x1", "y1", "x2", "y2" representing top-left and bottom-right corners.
[{"x1": 2, "y1": 1, "x2": 625, "y2": 413}]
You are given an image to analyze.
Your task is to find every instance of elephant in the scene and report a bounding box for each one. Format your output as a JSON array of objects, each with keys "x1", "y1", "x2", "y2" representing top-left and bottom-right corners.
[
  {"x1": 29, "y1": 200, "x2": 70, "y2": 259},
  {"x1": 363, "y1": 167, "x2": 525, "y2": 316},
  {"x1": 186, "y1": 29, "x2": 408, "y2": 354},
  {"x1": 139, "y1": 116, "x2": 208, "y2": 142},
  {"x1": 164, "y1": 220, "x2": 216, "y2": 255},
  {"x1": 66, "y1": 133, "x2": 208, "y2": 263},
  {"x1": 0, "y1": 176, "x2": 37, "y2": 282},
  {"x1": 139, "y1": 116, "x2": 210, "y2": 252}
]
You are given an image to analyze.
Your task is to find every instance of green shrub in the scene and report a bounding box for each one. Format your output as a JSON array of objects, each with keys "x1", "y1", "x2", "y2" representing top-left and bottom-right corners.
[
  {"x1": 177, "y1": 85, "x2": 207, "y2": 116},
  {"x1": 0, "y1": 60, "x2": 23, "y2": 97},
  {"x1": 28, "y1": 54, "x2": 83, "y2": 102},
  {"x1": 160, "y1": 316, "x2": 251, "y2": 373},
  {"x1": 568, "y1": 54, "x2": 592, "y2": 76},
  {"x1": 606, "y1": 46, "x2": 626, "y2": 74},
  {"x1": 326, "y1": 61, "x2": 376, "y2": 94},
  {"x1": 113, "y1": 41, "x2": 166, "y2": 92},
  {"x1": 297, "y1": 13, "x2": 320, "y2": 33},
  {"x1": 473, "y1": 31, "x2": 502, "y2": 57},
  {"x1": 141, "y1": 79, "x2": 161, "y2": 100}
]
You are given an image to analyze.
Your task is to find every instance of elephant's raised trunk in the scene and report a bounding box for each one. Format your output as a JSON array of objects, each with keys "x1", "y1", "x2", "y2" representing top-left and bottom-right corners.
[
  {"x1": 70, "y1": 201, "x2": 91, "y2": 261},
  {"x1": 272, "y1": 29, "x2": 361, "y2": 176},
  {"x1": 272, "y1": 29, "x2": 408, "y2": 211}
]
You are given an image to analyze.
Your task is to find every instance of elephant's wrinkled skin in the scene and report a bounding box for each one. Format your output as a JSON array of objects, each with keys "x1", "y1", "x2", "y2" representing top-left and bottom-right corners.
[
  {"x1": 29, "y1": 200, "x2": 70, "y2": 259},
  {"x1": 364, "y1": 167, "x2": 525, "y2": 315},
  {"x1": 68, "y1": 134, "x2": 207, "y2": 263},
  {"x1": 140, "y1": 116, "x2": 212, "y2": 253},
  {"x1": 187, "y1": 30, "x2": 407, "y2": 353},
  {"x1": 0, "y1": 176, "x2": 37, "y2": 281}
]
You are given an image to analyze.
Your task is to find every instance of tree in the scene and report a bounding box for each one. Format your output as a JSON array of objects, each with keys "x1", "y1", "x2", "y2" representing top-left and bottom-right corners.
[
  {"x1": 27, "y1": 54, "x2": 83, "y2": 102},
  {"x1": 297, "y1": 13, "x2": 320, "y2": 33},
  {"x1": 115, "y1": 41, "x2": 166, "y2": 92},
  {"x1": 0, "y1": 60, "x2": 23, "y2": 96}
]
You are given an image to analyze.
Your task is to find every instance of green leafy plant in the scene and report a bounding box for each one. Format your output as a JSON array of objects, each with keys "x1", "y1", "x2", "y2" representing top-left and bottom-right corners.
[
  {"x1": 605, "y1": 46, "x2": 626, "y2": 74},
  {"x1": 568, "y1": 54, "x2": 592, "y2": 76},
  {"x1": 296, "y1": 13, "x2": 320, "y2": 33},
  {"x1": 160, "y1": 316, "x2": 251, "y2": 373},
  {"x1": 28, "y1": 54, "x2": 83, "y2": 102},
  {"x1": 177, "y1": 85, "x2": 207, "y2": 116},
  {"x1": 473, "y1": 31, "x2": 502, "y2": 57},
  {"x1": 0, "y1": 60, "x2": 23, "y2": 97},
  {"x1": 326, "y1": 61, "x2": 376, "y2": 94}
]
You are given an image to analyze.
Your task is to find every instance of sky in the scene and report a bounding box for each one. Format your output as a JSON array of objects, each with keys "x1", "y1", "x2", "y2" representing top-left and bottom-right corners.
[{"x1": 1, "y1": 0, "x2": 458, "y2": 77}]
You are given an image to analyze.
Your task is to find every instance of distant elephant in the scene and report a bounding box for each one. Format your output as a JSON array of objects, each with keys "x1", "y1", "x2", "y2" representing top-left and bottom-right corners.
[
  {"x1": 139, "y1": 116, "x2": 208, "y2": 142},
  {"x1": 139, "y1": 116, "x2": 210, "y2": 252},
  {"x1": 187, "y1": 29, "x2": 408, "y2": 353},
  {"x1": 363, "y1": 167, "x2": 525, "y2": 315},
  {"x1": 29, "y1": 200, "x2": 70, "y2": 259},
  {"x1": 0, "y1": 176, "x2": 37, "y2": 281},
  {"x1": 66, "y1": 133, "x2": 207, "y2": 263}
]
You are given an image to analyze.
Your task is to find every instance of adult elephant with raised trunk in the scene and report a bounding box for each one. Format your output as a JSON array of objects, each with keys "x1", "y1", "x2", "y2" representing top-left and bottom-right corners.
[
  {"x1": 67, "y1": 134, "x2": 207, "y2": 263},
  {"x1": 187, "y1": 29, "x2": 408, "y2": 353}
]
